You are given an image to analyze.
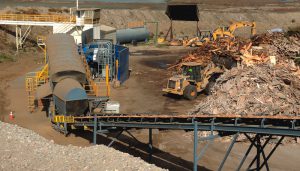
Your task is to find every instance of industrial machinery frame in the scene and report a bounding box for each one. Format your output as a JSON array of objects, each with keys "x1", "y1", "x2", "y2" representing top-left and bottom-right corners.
[{"x1": 52, "y1": 113, "x2": 300, "y2": 171}]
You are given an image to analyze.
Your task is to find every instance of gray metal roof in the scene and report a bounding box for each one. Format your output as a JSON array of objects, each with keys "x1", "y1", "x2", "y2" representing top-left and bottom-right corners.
[{"x1": 46, "y1": 34, "x2": 86, "y2": 84}]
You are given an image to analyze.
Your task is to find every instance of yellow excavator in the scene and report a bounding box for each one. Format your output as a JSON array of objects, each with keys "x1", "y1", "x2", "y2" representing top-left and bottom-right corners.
[
  {"x1": 162, "y1": 62, "x2": 224, "y2": 100},
  {"x1": 212, "y1": 21, "x2": 256, "y2": 40},
  {"x1": 158, "y1": 21, "x2": 256, "y2": 47},
  {"x1": 182, "y1": 21, "x2": 256, "y2": 47}
]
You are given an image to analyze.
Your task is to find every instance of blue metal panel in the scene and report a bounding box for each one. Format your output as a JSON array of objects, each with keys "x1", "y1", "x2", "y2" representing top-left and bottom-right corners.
[
  {"x1": 66, "y1": 88, "x2": 88, "y2": 101},
  {"x1": 115, "y1": 45, "x2": 129, "y2": 84},
  {"x1": 53, "y1": 95, "x2": 66, "y2": 115},
  {"x1": 53, "y1": 78, "x2": 89, "y2": 116}
]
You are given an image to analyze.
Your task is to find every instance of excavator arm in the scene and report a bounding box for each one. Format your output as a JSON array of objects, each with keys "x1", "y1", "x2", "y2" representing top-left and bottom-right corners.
[
  {"x1": 212, "y1": 21, "x2": 256, "y2": 40},
  {"x1": 228, "y1": 21, "x2": 256, "y2": 36}
]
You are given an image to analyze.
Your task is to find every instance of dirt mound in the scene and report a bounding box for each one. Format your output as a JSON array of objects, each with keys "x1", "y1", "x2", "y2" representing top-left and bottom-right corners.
[
  {"x1": 0, "y1": 121, "x2": 164, "y2": 171},
  {"x1": 190, "y1": 64, "x2": 300, "y2": 115}
]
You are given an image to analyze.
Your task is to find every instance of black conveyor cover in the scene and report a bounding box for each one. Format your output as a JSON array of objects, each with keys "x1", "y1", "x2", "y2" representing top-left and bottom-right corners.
[{"x1": 165, "y1": 4, "x2": 199, "y2": 21}]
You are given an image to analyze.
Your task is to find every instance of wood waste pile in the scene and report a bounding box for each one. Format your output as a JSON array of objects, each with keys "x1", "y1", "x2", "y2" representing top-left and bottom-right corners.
[
  {"x1": 168, "y1": 37, "x2": 276, "y2": 72},
  {"x1": 191, "y1": 64, "x2": 300, "y2": 115},
  {"x1": 171, "y1": 32, "x2": 300, "y2": 116}
]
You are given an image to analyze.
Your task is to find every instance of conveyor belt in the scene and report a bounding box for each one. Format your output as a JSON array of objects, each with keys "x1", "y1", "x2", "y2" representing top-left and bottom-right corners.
[
  {"x1": 70, "y1": 113, "x2": 300, "y2": 137},
  {"x1": 75, "y1": 113, "x2": 300, "y2": 119},
  {"x1": 52, "y1": 113, "x2": 300, "y2": 171}
]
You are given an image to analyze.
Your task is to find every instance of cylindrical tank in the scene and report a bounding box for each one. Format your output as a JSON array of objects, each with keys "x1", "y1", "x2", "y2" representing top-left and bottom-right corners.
[
  {"x1": 116, "y1": 27, "x2": 150, "y2": 44},
  {"x1": 53, "y1": 78, "x2": 88, "y2": 116},
  {"x1": 46, "y1": 34, "x2": 86, "y2": 84}
]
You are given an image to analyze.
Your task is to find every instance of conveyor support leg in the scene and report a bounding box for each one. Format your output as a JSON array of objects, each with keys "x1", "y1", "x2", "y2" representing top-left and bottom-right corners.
[
  {"x1": 218, "y1": 133, "x2": 239, "y2": 171},
  {"x1": 148, "y1": 128, "x2": 153, "y2": 162},
  {"x1": 93, "y1": 114, "x2": 97, "y2": 145}
]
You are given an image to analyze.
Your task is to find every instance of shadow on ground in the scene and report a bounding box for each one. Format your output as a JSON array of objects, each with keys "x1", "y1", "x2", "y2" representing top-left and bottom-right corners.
[{"x1": 70, "y1": 129, "x2": 212, "y2": 171}]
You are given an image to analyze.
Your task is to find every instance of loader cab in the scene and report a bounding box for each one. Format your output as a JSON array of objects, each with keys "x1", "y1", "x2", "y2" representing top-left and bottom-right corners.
[{"x1": 182, "y1": 62, "x2": 202, "y2": 82}]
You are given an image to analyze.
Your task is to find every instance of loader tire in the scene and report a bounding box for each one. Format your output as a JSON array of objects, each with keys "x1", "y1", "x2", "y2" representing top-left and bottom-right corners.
[{"x1": 183, "y1": 85, "x2": 197, "y2": 100}]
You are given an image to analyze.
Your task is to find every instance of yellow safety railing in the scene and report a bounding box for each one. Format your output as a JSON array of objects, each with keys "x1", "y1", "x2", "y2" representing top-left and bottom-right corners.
[
  {"x1": 37, "y1": 36, "x2": 47, "y2": 65},
  {"x1": 37, "y1": 36, "x2": 46, "y2": 44},
  {"x1": 52, "y1": 116, "x2": 75, "y2": 123},
  {"x1": 25, "y1": 64, "x2": 48, "y2": 90},
  {"x1": 81, "y1": 56, "x2": 110, "y2": 97},
  {"x1": 84, "y1": 81, "x2": 109, "y2": 97},
  {"x1": 27, "y1": 95, "x2": 35, "y2": 111},
  {"x1": 0, "y1": 14, "x2": 76, "y2": 23},
  {"x1": 37, "y1": 64, "x2": 49, "y2": 81},
  {"x1": 25, "y1": 64, "x2": 49, "y2": 112}
]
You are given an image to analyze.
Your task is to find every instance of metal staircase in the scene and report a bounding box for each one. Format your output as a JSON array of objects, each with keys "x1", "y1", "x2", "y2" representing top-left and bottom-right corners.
[
  {"x1": 53, "y1": 24, "x2": 77, "y2": 34},
  {"x1": 81, "y1": 56, "x2": 110, "y2": 97},
  {"x1": 25, "y1": 64, "x2": 49, "y2": 112}
]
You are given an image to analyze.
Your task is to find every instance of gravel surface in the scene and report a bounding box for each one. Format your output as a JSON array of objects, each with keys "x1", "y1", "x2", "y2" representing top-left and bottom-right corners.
[{"x1": 0, "y1": 121, "x2": 165, "y2": 171}]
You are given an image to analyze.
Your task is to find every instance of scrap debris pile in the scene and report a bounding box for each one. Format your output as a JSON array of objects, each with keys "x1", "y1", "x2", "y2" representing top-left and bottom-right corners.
[
  {"x1": 174, "y1": 32, "x2": 300, "y2": 116},
  {"x1": 252, "y1": 33, "x2": 300, "y2": 60},
  {"x1": 169, "y1": 38, "x2": 275, "y2": 72},
  {"x1": 168, "y1": 44, "x2": 214, "y2": 71},
  {"x1": 191, "y1": 64, "x2": 300, "y2": 115}
]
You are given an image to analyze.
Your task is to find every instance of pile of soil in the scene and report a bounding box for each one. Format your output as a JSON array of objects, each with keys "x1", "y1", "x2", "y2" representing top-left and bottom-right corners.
[
  {"x1": 0, "y1": 121, "x2": 164, "y2": 171},
  {"x1": 190, "y1": 64, "x2": 300, "y2": 115}
]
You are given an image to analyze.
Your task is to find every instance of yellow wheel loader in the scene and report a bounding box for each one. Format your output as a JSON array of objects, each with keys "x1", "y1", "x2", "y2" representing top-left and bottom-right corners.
[{"x1": 162, "y1": 62, "x2": 224, "y2": 100}]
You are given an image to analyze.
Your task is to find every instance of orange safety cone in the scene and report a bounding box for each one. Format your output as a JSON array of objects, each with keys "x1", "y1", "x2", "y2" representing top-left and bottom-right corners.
[{"x1": 9, "y1": 111, "x2": 14, "y2": 120}]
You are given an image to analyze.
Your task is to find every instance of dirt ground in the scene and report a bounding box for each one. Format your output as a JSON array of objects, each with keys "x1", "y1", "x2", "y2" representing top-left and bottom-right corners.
[
  {"x1": 110, "y1": 45, "x2": 200, "y2": 114},
  {"x1": 0, "y1": 1, "x2": 300, "y2": 170},
  {"x1": 0, "y1": 45, "x2": 300, "y2": 170}
]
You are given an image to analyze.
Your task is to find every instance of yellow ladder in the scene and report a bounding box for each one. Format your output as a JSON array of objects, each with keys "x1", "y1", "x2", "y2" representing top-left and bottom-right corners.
[
  {"x1": 28, "y1": 95, "x2": 35, "y2": 112},
  {"x1": 25, "y1": 64, "x2": 49, "y2": 112}
]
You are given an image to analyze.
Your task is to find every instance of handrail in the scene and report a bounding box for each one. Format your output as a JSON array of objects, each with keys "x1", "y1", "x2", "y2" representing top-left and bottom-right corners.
[
  {"x1": 81, "y1": 56, "x2": 110, "y2": 97},
  {"x1": 0, "y1": 14, "x2": 76, "y2": 23}
]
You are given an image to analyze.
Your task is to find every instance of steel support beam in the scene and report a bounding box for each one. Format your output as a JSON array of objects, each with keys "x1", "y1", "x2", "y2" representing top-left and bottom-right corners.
[
  {"x1": 236, "y1": 134, "x2": 258, "y2": 171},
  {"x1": 15, "y1": 25, "x2": 31, "y2": 51},
  {"x1": 124, "y1": 130, "x2": 142, "y2": 145},
  {"x1": 246, "y1": 134, "x2": 272, "y2": 171},
  {"x1": 193, "y1": 121, "x2": 198, "y2": 171},
  {"x1": 197, "y1": 139, "x2": 213, "y2": 161},
  {"x1": 218, "y1": 133, "x2": 239, "y2": 171},
  {"x1": 93, "y1": 114, "x2": 97, "y2": 144},
  {"x1": 16, "y1": 25, "x2": 21, "y2": 51},
  {"x1": 108, "y1": 129, "x2": 124, "y2": 147},
  {"x1": 193, "y1": 121, "x2": 218, "y2": 171},
  {"x1": 96, "y1": 122, "x2": 300, "y2": 137},
  {"x1": 258, "y1": 136, "x2": 285, "y2": 170},
  {"x1": 256, "y1": 135, "x2": 261, "y2": 171},
  {"x1": 148, "y1": 128, "x2": 153, "y2": 162}
]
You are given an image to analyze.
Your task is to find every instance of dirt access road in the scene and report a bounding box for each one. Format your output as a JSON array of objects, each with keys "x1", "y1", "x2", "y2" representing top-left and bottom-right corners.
[
  {"x1": 1, "y1": 45, "x2": 300, "y2": 170},
  {"x1": 110, "y1": 45, "x2": 200, "y2": 114}
]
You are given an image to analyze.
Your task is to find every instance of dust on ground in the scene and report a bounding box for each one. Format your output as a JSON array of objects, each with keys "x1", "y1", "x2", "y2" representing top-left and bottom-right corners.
[
  {"x1": 110, "y1": 45, "x2": 202, "y2": 114},
  {"x1": 1, "y1": 44, "x2": 300, "y2": 170}
]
